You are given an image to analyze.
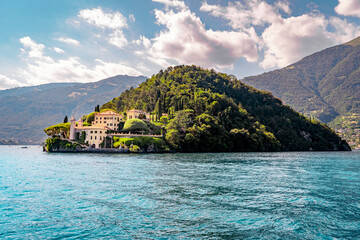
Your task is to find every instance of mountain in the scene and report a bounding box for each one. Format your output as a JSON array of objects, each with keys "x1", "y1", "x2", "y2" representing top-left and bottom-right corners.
[
  {"x1": 0, "y1": 75, "x2": 146, "y2": 144},
  {"x1": 101, "y1": 65, "x2": 350, "y2": 152},
  {"x1": 0, "y1": 82, "x2": 80, "y2": 98},
  {"x1": 241, "y1": 37, "x2": 360, "y2": 149},
  {"x1": 243, "y1": 36, "x2": 360, "y2": 123}
]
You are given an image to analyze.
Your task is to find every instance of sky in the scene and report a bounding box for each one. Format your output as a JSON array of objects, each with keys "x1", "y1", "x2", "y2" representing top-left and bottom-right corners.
[{"x1": 0, "y1": 0, "x2": 360, "y2": 90}]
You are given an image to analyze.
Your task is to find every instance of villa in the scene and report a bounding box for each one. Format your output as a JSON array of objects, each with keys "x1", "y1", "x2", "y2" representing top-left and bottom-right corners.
[
  {"x1": 69, "y1": 109, "x2": 154, "y2": 148},
  {"x1": 69, "y1": 110, "x2": 123, "y2": 148},
  {"x1": 127, "y1": 109, "x2": 150, "y2": 121}
]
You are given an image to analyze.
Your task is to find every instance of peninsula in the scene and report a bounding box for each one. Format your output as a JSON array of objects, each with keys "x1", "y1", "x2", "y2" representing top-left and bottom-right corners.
[{"x1": 44, "y1": 65, "x2": 351, "y2": 152}]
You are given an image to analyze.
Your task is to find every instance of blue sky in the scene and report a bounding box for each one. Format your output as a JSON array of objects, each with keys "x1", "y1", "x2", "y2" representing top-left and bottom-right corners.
[{"x1": 0, "y1": 0, "x2": 359, "y2": 89}]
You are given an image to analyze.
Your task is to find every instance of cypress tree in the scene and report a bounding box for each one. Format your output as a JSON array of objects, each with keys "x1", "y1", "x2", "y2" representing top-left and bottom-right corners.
[
  {"x1": 63, "y1": 116, "x2": 68, "y2": 123},
  {"x1": 95, "y1": 105, "x2": 100, "y2": 112}
]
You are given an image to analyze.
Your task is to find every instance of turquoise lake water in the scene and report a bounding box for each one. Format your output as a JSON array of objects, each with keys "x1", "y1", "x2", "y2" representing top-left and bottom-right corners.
[{"x1": 1, "y1": 146, "x2": 359, "y2": 239}]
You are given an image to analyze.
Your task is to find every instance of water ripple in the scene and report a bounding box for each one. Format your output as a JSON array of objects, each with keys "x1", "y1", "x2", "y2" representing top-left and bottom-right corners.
[{"x1": 0, "y1": 147, "x2": 360, "y2": 239}]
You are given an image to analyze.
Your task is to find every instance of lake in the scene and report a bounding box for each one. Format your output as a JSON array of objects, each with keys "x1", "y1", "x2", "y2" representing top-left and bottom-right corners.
[{"x1": 1, "y1": 146, "x2": 359, "y2": 239}]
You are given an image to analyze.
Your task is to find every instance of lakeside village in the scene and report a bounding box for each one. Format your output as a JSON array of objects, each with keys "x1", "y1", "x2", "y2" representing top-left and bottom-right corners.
[{"x1": 44, "y1": 109, "x2": 169, "y2": 153}]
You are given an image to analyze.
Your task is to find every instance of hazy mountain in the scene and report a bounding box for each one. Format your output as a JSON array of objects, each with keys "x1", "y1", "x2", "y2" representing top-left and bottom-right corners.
[
  {"x1": 0, "y1": 75, "x2": 146, "y2": 144},
  {"x1": 242, "y1": 36, "x2": 360, "y2": 124},
  {"x1": 0, "y1": 82, "x2": 80, "y2": 98}
]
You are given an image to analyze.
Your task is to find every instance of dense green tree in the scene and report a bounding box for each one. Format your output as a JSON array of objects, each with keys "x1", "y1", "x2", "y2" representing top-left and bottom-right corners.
[
  {"x1": 94, "y1": 105, "x2": 100, "y2": 112},
  {"x1": 86, "y1": 112, "x2": 96, "y2": 124},
  {"x1": 122, "y1": 119, "x2": 149, "y2": 133},
  {"x1": 98, "y1": 65, "x2": 350, "y2": 152}
]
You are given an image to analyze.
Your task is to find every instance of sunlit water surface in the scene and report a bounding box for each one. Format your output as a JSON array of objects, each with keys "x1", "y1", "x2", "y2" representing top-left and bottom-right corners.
[{"x1": 1, "y1": 146, "x2": 359, "y2": 239}]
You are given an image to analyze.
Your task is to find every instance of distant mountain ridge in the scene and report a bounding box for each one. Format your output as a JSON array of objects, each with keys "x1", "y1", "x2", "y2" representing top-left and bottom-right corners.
[
  {"x1": 0, "y1": 75, "x2": 146, "y2": 144},
  {"x1": 242, "y1": 36, "x2": 360, "y2": 123},
  {"x1": 0, "y1": 82, "x2": 80, "y2": 98}
]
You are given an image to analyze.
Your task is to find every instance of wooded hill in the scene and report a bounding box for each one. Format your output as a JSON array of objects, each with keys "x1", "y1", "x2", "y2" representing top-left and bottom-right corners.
[{"x1": 102, "y1": 65, "x2": 350, "y2": 152}]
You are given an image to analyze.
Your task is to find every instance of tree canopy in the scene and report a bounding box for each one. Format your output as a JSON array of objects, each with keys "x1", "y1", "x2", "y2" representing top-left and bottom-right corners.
[{"x1": 101, "y1": 65, "x2": 349, "y2": 152}]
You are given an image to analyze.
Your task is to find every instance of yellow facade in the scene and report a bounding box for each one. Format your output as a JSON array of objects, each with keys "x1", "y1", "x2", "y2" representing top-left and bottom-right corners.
[
  {"x1": 70, "y1": 110, "x2": 123, "y2": 148},
  {"x1": 92, "y1": 110, "x2": 122, "y2": 131},
  {"x1": 127, "y1": 109, "x2": 150, "y2": 121}
]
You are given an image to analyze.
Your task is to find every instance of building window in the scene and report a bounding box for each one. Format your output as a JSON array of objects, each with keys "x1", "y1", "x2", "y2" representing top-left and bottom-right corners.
[
  {"x1": 100, "y1": 121, "x2": 102, "y2": 123},
  {"x1": 95, "y1": 136, "x2": 97, "y2": 140},
  {"x1": 110, "y1": 123, "x2": 113, "y2": 126},
  {"x1": 104, "y1": 121, "x2": 106, "y2": 123},
  {"x1": 100, "y1": 131, "x2": 102, "y2": 134},
  {"x1": 100, "y1": 117, "x2": 102, "y2": 120},
  {"x1": 95, "y1": 131, "x2": 97, "y2": 133},
  {"x1": 100, "y1": 136, "x2": 102, "y2": 140},
  {"x1": 90, "y1": 131, "x2": 93, "y2": 133},
  {"x1": 96, "y1": 117, "x2": 98, "y2": 120},
  {"x1": 107, "y1": 123, "x2": 109, "y2": 126},
  {"x1": 91, "y1": 136, "x2": 92, "y2": 140},
  {"x1": 96, "y1": 121, "x2": 98, "y2": 123}
]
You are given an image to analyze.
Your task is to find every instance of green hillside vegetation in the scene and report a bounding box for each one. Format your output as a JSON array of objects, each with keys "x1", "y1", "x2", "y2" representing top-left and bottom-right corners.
[
  {"x1": 102, "y1": 65, "x2": 349, "y2": 152},
  {"x1": 112, "y1": 136, "x2": 168, "y2": 152},
  {"x1": 45, "y1": 137, "x2": 80, "y2": 152},
  {"x1": 329, "y1": 113, "x2": 360, "y2": 149}
]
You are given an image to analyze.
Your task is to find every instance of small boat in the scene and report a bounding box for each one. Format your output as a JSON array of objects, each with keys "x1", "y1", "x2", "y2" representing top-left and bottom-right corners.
[{"x1": 21, "y1": 146, "x2": 28, "y2": 149}]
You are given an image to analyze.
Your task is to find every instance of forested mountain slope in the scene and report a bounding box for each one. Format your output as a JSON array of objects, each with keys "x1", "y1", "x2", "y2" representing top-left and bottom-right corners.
[
  {"x1": 102, "y1": 65, "x2": 350, "y2": 152},
  {"x1": 242, "y1": 37, "x2": 360, "y2": 124}
]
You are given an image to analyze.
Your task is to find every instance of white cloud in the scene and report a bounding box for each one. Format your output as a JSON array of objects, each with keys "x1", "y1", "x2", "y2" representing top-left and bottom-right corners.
[
  {"x1": 200, "y1": 0, "x2": 285, "y2": 30},
  {"x1": 329, "y1": 17, "x2": 360, "y2": 43},
  {"x1": 261, "y1": 14, "x2": 331, "y2": 68},
  {"x1": 78, "y1": 7, "x2": 127, "y2": 29},
  {"x1": 0, "y1": 74, "x2": 24, "y2": 90},
  {"x1": 19, "y1": 37, "x2": 45, "y2": 59},
  {"x1": 53, "y1": 47, "x2": 64, "y2": 53},
  {"x1": 129, "y1": 14, "x2": 136, "y2": 22},
  {"x1": 275, "y1": 1, "x2": 291, "y2": 15},
  {"x1": 78, "y1": 7, "x2": 129, "y2": 49},
  {"x1": 56, "y1": 37, "x2": 80, "y2": 46},
  {"x1": 134, "y1": 35, "x2": 151, "y2": 48},
  {"x1": 18, "y1": 37, "x2": 142, "y2": 86},
  {"x1": 94, "y1": 59, "x2": 142, "y2": 77},
  {"x1": 335, "y1": 0, "x2": 360, "y2": 18},
  {"x1": 149, "y1": 9, "x2": 258, "y2": 68},
  {"x1": 152, "y1": 0, "x2": 187, "y2": 10},
  {"x1": 260, "y1": 15, "x2": 360, "y2": 68},
  {"x1": 200, "y1": 0, "x2": 360, "y2": 69},
  {"x1": 108, "y1": 30, "x2": 128, "y2": 48}
]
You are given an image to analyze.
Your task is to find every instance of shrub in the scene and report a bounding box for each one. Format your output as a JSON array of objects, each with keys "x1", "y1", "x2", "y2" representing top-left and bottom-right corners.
[
  {"x1": 160, "y1": 116, "x2": 169, "y2": 124},
  {"x1": 130, "y1": 145, "x2": 141, "y2": 153},
  {"x1": 45, "y1": 137, "x2": 78, "y2": 151},
  {"x1": 112, "y1": 136, "x2": 168, "y2": 151},
  {"x1": 122, "y1": 119, "x2": 149, "y2": 133},
  {"x1": 138, "y1": 113, "x2": 146, "y2": 119},
  {"x1": 86, "y1": 112, "x2": 96, "y2": 124},
  {"x1": 100, "y1": 108, "x2": 117, "y2": 113}
]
